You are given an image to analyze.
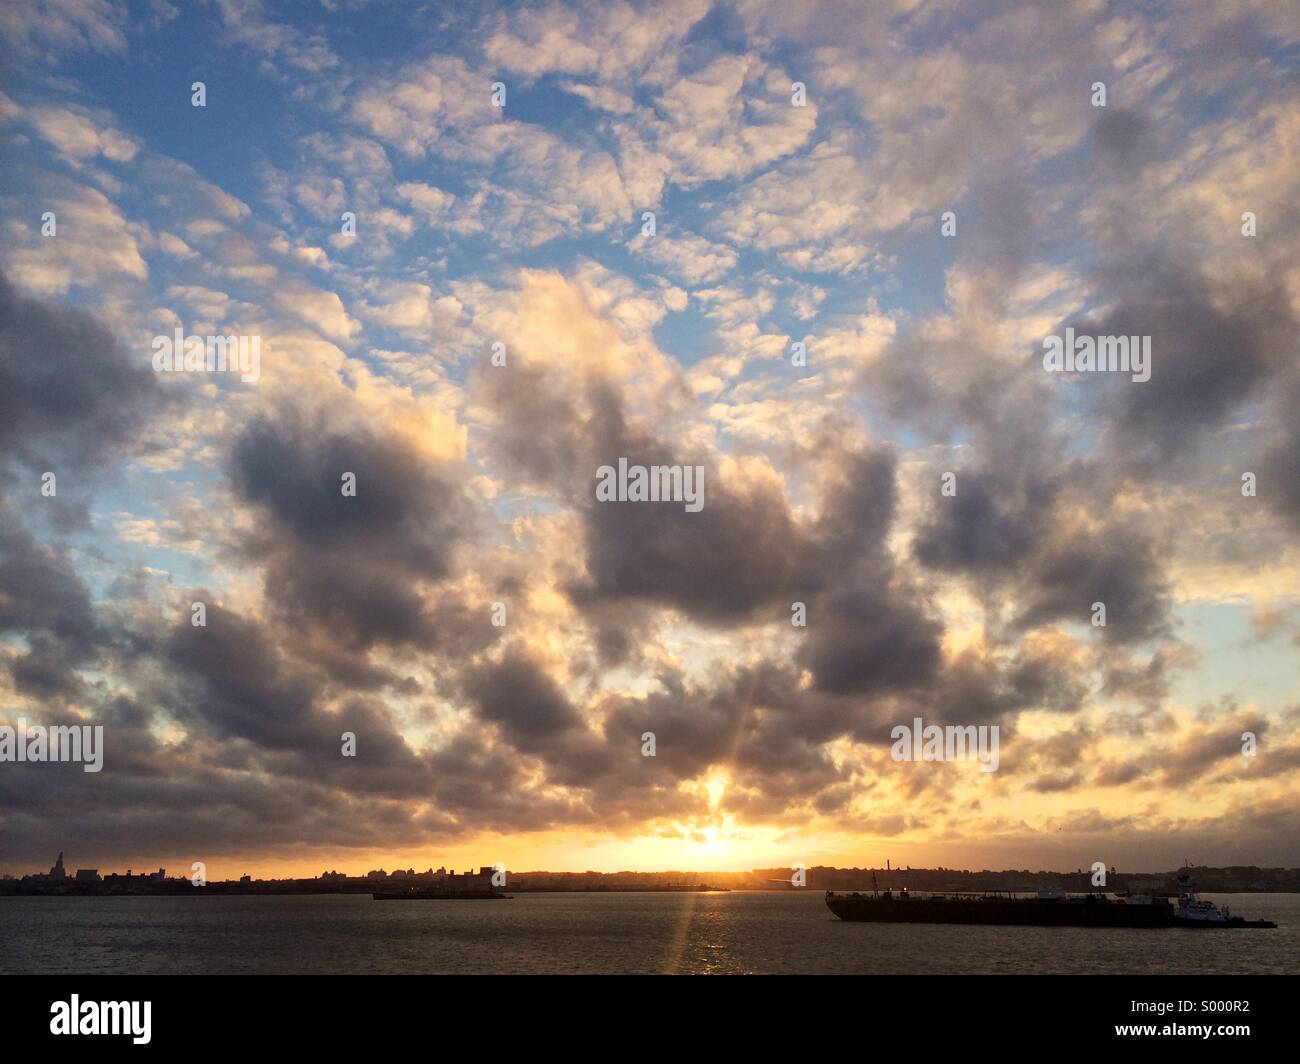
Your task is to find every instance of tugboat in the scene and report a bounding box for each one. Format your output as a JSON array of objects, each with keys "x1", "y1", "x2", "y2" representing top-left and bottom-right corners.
[{"x1": 1173, "y1": 872, "x2": 1275, "y2": 928}]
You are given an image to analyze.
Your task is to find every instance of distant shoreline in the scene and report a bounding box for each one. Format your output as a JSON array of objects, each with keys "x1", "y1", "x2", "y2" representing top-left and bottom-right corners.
[
  {"x1": 0, "y1": 884, "x2": 737, "y2": 898},
  {"x1": 6, "y1": 862, "x2": 1299, "y2": 898},
  {"x1": 2, "y1": 879, "x2": 1300, "y2": 894}
]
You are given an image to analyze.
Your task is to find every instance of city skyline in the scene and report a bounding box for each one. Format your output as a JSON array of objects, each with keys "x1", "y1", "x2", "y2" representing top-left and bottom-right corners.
[{"x1": 9, "y1": 848, "x2": 1299, "y2": 888}]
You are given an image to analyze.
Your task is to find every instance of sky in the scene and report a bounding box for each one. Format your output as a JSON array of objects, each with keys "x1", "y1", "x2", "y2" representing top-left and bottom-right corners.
[{"x1": 0, "y1": 0, "x2": 1298, "y2": 880}]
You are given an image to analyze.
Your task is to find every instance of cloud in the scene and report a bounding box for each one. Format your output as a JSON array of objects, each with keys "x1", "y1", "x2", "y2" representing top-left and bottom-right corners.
[
  {"x1": 26, "y1": 105, "x2": 139, "y2": 162},
  {"x1": 630, "y1": 228, "x2": 737, "y2": 285},
  {"x1": 0, "y1": 271, "x2": 163, "y2": 471},
  {"x1": 0, "y1": 0, "x2": 126, "y2": 56},
  {"x1": 0, "y1": 502, "x2": 103, "y2": 698},
  {"x1": 3, "y1": 0, "x2": 1298, "y2": 875},
  {"x1": 3, "y1": 184, "x2": 147, "y2": 294},
  {"x1": 214, "y1": 0, "x2": 339, "y2": 73},
  {"x1": 228, "y1": 400, "x2": 475, "y2": 659},
  {"x1": 484, "y1": 0, "x2": 709, "y2": 83},
  {"x1": 272, "y1": 282, "x2": 359, "y2": 343}
]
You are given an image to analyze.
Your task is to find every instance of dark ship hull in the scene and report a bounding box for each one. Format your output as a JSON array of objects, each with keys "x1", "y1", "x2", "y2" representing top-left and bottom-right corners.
[
  {"x1": 826, "y1": 892, "x2": 1277, "y2": 928},
  {"x1": 826, "y1": 892, "x2": 1175, "y2": 928}
]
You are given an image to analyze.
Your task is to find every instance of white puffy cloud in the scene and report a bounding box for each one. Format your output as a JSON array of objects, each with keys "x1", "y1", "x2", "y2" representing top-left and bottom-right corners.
[
  {"x1": 2, "y1": 183, "x2": 146, "y2": 294},
  {"x1": 0, "y1": 0, "x2": 126, "y2": 56},
  {"x1": 630, "y1": 229, "x2": 738, "y2": 285},
  {"x1": 26, "y1": 105, "x2": 139, "y2": 162},
  {"x1": 273, "y1": 282, "x2": 359, "y2": 343}
]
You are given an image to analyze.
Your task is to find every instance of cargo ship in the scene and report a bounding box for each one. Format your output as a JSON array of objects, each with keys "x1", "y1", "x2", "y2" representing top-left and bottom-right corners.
[{"x1": 826, "y1": 874, "x2": 1276, "y2": 929}]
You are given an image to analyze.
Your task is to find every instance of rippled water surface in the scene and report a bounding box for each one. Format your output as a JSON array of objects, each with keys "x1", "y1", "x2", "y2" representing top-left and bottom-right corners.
[{"x1": 2, "y1": 891, "x2": 1297, "y2": 974}]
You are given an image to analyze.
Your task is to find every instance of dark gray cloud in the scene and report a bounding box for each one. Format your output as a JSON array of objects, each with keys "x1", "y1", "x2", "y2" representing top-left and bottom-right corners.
[
  {"x1": 576, "y1": 469, "x2": 807, "y2": 622},
  {"x1": 477, "y1": 366, "x2": 812, "y2": 623},
  {"x1": 1260, "y1": 377, "x2": 1300, "y2": 535},
  {"x1": 1015, "y1": 524, "x2": 1172, "y2": 643},
  {"x1": 165, "y1": 599, "x2": 330, "y2": 750},
  {"x1": 229, "y1": 404, "x2": 477, "y2": 660},
  {"x1": 911, "y1": 449, "x2": 1172, "y2": 644},
  {"x1": 0, "y1": 271, "x2": 165, "y2": 475},
  {"x1": 913, "y1": 465, "x2": 1060, "y2": 575},
  {"x1": 796, "y1": 585, "x2": 942, "y2": 695},
  {"x1": 462, "y1": 650, "x2": 625, "y2": 790},
  {"x1": 0, "y1": 276, "x2": 169, "y2": 695},
  {"x1": 0, "y1": 502, "x2": 104, "y2": 698},
  {"x1": 1082, "y1": 257, "x2": 1292, "y2": 466},
  {"x1": 1088, "y1": 108, "x2": 1157, "y2": 171},
  {"x1": 162, "y1": 600, "x2": 439, "y2": 798},
  {"x1": 465, "y1": 650, "x2": 584, "y2": 749}
]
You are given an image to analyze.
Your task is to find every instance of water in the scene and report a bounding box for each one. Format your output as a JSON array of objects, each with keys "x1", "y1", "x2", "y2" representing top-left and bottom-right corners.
[{"x1": 1, "y1": 891, "x2": 1297, "y2": 975}]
